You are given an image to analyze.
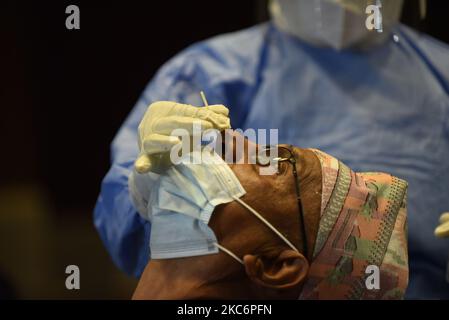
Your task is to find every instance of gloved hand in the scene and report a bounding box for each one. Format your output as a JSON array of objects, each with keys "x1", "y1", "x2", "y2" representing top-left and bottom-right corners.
[
  {"x1": 134, "y1": 101, "x2": 230, "y2": 174},
  {"x1": 435, "y1": 212, "x2": 449, "y2": 238}
]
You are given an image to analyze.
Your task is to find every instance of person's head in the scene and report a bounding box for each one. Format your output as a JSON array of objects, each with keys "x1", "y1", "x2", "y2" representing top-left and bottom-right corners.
[
  {"x1": 133, "y1": 131, "x2": 409, "y2": 300},
  {"x1": 269, "y1": 0, "x2": 404, "y2": 51},
  {"x1": 133, "y1": 134, "x2": 323, "y2": 299}
]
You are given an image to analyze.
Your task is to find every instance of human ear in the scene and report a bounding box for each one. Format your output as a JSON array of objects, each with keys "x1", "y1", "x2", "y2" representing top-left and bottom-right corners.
[{"x1": 243, "y1": 249, "x2": 309, "y2": 290}]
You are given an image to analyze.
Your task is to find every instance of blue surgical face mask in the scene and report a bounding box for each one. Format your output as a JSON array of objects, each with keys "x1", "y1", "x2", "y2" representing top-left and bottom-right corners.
[{"x1": 146, "y1": 149, "x2": 299, "y2": 264}]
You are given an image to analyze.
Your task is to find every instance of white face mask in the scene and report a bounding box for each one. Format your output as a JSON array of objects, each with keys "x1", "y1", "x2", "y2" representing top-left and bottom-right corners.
[
  {"x1": 147, "y1": 150, "x2": 299, "y2": 263},
  {"x1": 269, "y1": 0, "x2": 403, "y2": 50}
]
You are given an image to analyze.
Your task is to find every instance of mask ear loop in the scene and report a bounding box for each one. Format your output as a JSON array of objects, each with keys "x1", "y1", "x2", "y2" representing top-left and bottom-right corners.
[
  {"x1": 213, "y1": 243, "x2": 244, "y2": 265},
  {"x1": 232, "y1": 196, "x2": 299, "y2": 253},
  {"x1": 213, "y1": 196, "x2": 300, "y2": 265}
]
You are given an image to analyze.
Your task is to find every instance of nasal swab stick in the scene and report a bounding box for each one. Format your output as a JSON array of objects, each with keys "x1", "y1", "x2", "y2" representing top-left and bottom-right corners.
[{"x1": 200, "y1": 91, "x2": 209, "y2": 107}]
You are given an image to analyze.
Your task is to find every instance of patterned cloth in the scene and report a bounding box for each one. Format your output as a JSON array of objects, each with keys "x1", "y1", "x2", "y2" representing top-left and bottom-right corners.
[{"x1": 300, "y1": 149, "x2": 409, "y2": 300}]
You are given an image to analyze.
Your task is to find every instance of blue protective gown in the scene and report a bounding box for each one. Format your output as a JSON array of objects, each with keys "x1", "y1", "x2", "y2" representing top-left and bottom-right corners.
[{"x1": 94, "y1": 22, "x2": 449, "y2": 299}]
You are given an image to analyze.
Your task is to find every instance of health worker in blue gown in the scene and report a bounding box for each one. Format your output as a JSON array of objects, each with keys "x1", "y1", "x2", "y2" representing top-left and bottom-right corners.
[{"x1": 94, "y1": 0, "x2": 449, "y2": 298}]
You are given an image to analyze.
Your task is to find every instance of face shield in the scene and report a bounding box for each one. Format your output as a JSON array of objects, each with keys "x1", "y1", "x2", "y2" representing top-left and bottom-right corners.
[{"x1": 269, "y1": 0, "x2": 404, "y2": 51}]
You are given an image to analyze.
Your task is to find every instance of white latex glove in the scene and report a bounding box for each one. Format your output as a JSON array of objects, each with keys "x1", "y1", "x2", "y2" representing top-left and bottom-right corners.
[
  {"x1": 435, "y1": 212, "x2": 449, "y2": 238},
  {"x1": 134, "y1": 101, "x2": 230, "y2": 174}
]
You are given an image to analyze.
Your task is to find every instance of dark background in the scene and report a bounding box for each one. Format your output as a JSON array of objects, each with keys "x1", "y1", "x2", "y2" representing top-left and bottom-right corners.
[{"x1": 0, "y1": 0, "x2": 448, "y2": 299}]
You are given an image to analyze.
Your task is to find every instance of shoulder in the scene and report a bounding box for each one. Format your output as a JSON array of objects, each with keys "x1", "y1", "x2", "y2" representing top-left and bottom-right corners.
[
  {"x1": 155, "y1": 23, "x2": 271, "y2": 83},
  {"x1": 397, "y1": 24, "x2": 449, "y2": 85},
  {"x1": 398, "y1": 24, "x2": 449, "y2": 53}
]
